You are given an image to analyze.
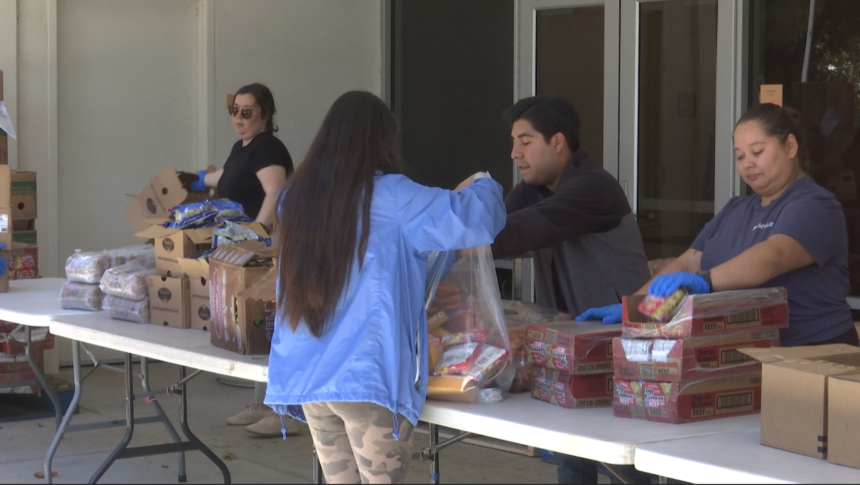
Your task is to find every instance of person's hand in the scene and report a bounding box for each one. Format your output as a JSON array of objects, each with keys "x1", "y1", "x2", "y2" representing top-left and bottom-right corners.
[
  {"x1": 189, "y1": 169, "x2": 208, "y2": 191},
  {"x1": 0, "y1": 243, "x2": 8, "y2": 276},
  {"x1": 648, "y1": 271, "x2": 710, "y2": 297},
  {"x1": 575, "y1": 303, "x2": 622, "y2": 324}
]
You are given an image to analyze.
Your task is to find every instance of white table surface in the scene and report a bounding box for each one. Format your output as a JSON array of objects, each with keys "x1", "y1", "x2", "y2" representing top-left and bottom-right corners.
[
  {"x1": 48, "y1": 311, "x2": 269, "y2": 382},
  {"x1": 420, "y1": 393, "x2": 761, "y2": 465},
  {"x1": 634, "y1": 428, "x2": 860, "y2": 483},
  {"x1": 0, "y1": 277, "x2": 92, "y2": 325}
]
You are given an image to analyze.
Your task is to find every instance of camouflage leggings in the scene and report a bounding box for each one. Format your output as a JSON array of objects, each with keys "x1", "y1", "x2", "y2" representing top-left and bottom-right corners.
[{"x1": 302, "y1": 402, "x2": 415, "y2": 484}]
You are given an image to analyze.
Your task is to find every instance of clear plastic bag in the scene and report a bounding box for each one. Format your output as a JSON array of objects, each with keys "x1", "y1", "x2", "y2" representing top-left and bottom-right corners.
[
  {"x1": 65, "y1": 251, "x2": 111, "y2": 284},
  {"x1": 99, "y1": 253, "x2": 157, "y2": 301},
  {"x1": 104, "y1": 295, "x2": 150, "y2": 324},
  {"x1": 502, "y1": 300, "x2": 569, "y2": 393},
  {"x1": 59, "y1": 281, "x2": 104, "y2": 312},
  {"x1": 425, "y1": 246, "x2": 513, "y2": 400},
  {"x1": 104, "y1": 244, "x2": 154, "y2": 268}
]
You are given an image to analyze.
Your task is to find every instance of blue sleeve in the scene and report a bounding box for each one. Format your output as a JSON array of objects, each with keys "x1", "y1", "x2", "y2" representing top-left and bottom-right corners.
[
  {"x1": 395, "y1": 176, "x2": 506, "y2": 253},
  {"x1": 773, "y1": 192, "x2": 847, "y2": 267}
]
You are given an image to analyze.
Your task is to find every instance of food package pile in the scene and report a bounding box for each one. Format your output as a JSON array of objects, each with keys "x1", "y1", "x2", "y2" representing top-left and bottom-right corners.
[
  {"x1": 612, "y1": 287, "x2": 788, "y2": 423},
  {"x1": 61, "y1": 244, "x2": 154, "y2": 314},
  {"x1": 503, "y1": 300, "x2": 570, "y2": 393},
  {"x1": 425, "y1": 247, "x2": 512, "y2": 404},
  {"x1": 164, "y1": 199, "x2": 269, "y2": 249},
  {"x1": 525, "y1": 320, "x2": 621, "y2": 409}
]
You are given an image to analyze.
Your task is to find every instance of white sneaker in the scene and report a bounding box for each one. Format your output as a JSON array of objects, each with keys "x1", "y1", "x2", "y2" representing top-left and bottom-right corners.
[
  {"x1": 225, "y1": 403, "x2": 272, "y2": 426},
  {"x1": 245, "y1": 412, "x2": 303, "y2": 437}
]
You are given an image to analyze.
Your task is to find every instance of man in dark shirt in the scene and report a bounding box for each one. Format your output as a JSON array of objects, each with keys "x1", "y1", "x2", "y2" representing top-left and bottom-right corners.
[{"x1": 492, "y1": 96, "x2": 653, "y2": 484}]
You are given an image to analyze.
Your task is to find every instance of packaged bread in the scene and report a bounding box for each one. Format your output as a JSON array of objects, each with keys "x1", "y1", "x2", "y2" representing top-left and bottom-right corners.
[
  {"x1": 59, "y1": 281, "x2": 104, "y2": 312},
  {"x1": 104, "y1": 295, "x2": 150, "y2": 324},
  {"x1": 100, "y1": 257, "x2": 156, "y2": 301},
  {"x1": 65, "y1": 251, "x2": 111, "y2": 284},
  {"x1": 104, "y1": 244, "x2": 154, "y2": 268}
]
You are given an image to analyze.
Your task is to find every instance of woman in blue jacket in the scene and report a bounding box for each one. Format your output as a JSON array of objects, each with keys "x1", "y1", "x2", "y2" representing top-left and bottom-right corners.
[{"x1": 265, "y1": 91, "x2": 506, "y2": 484}]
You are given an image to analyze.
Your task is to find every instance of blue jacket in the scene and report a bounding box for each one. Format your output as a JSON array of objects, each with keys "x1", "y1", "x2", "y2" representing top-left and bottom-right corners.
[{"x1": 265, "y1": 173, "x2": 506, "y2": 429}]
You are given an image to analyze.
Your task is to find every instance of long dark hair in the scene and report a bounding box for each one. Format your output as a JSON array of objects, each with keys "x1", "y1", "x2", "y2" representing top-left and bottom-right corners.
[
  {"x1": 235, "y1": 83, "x2": 278, "y2": 133},
  {"x1": 735, "y1": 103, "x2": 810, "y2": 173},
  {"x1": 276, "y1": 91, "x2": 403, "y2": 337}
]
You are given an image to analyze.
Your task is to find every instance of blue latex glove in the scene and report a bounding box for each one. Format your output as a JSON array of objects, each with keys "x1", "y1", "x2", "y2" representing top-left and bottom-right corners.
[
  {"x1": 189, "y1": 170, "x2": 207, "y2": 191},
  {"x1": 575, "y1": 303, "x2": 622, "y2": 324},
  {"x1": 0, "y1": 243, "x2": 7, "y2": 276},
  {"x1": 648, "y1": 271, "x2": 710, "y2": 297}
]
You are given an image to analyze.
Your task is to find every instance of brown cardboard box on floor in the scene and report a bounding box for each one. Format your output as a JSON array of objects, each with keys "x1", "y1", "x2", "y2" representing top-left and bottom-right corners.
[
  {"x1": 740, "y1": 344, "x2": 860, "y2": 459},
  {"x1": 622, "y1": 287, "x2": 789, "y2": 339},
  {"x1": 234, "y1": 269, "x2": 277, "y2": 355},
  {"x1": 178, "y1": 257, "x2": 211, "y2": 331},
  {"x1": 612, "y1": 329, "x2": 780, "y2": 382},
  {"x1": 827, "y1": 373, "x2": 860, "y2": 469},
  {"x1": 147, "y1": 274, "x2": 190, "y2": 329},
  {"x1": 208, "y1": 240, "x2": 276, "y2": 354}
]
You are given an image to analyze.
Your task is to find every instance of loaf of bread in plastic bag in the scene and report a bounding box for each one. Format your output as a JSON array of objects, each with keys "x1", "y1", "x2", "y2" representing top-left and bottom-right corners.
[
  {"x1": 99, "y1": 254, "x2": 156, "y2": 301},
  {"x1": 65, "y1": 252, "x2": 111, "y2": 284},
  {"x1": 104, "y1": 295, "x2": 150, "y2": 324},
  {"x1": 59, "y1": 281, "x2": 104, "y2": 312}
]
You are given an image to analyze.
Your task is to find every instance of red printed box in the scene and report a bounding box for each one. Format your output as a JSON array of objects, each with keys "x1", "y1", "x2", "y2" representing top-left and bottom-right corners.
[
  {"x1": 613, "y1": 372, "x2": 762, "y2": 424},
  {"x1": 612, "y1": 329, "x2": 780, "y2": 382},
  {"x1": 526, "y1": 321, "x2": 620, "y2": 374},
  {"x1": 531, "y1": 366, "x2": 613, "y2": 409},
  {"x1": 0, "y1": 322, "x2": 54, "y2": 355},
  {"x1": 622, "y1": 287, "x2": 788, "y2": 339}
]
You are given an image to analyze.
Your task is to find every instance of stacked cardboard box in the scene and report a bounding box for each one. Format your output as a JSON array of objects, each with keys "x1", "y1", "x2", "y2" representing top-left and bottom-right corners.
[
  {"x1": 0, "y1": 71, "x2": 6, "y2": 165},
  {"x1": 525, "y1": 321, "x2": 621, "y2": 409},
  {"x1": 612, "y1": 288, "x2": 789, "y2": 423},
  {"x1": 0, "y1": 322, "x2": 54, "y2": 395}
]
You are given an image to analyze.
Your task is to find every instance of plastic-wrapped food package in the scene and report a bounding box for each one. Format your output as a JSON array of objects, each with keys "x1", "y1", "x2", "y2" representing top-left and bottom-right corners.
[
  {"x1": 622, "y1": 287, "x2": 790, "y2": 338},
  {"x1": 99, "y1": 255, "x2": 157, "y2": 301},
  {"x1": 526, "y1": 321, "x2": 620, "y2": 374},
  {"x1": 104, "y1": 295, "x2": 150, "y2": 324},
  {"x1": 59, "y1": 281, "x2": 105, "y2": 312},
  {"x1": 212, "y1": 220, "x2": 270, "y2": 248},
  {"x1": 104, "y1": 244, "x2": 154, "y2": 268},
  {"x1": 506, "y1": 323, "x2": 531, "y2": 392},
  {"x1": 65, "y1": 251, "x2": 111, "y2": 284},
  {"x1": 637, "y1": 289, "x2": 687, "y2": 323},
  {"x1": 612, "y1": 372, "x2": 763, "y2": 423},
  {"x1": 530, "y1": 366, "x2": 614, "y2": 409},
  {"x1": 612, "y1": 329, "x2": 779, "y2": 382},
  {"x1": 503, "y1": 300, "x2": 570, "y2": 324},
  {"x1": 424, "y1": 246, "x2": 513, "y2": 402}
]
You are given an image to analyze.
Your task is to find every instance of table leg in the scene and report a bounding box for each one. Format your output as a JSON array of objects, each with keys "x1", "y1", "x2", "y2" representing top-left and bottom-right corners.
[
  {"x1": 176, "y1": 365, "x2": 231, "y2": 484},
  {"x1": 312, "y1": 447, "x2": 323, "y2": 484},
  {"x1": 43, "y1": 340, "x2": 84, "y2": 485},
  {"x1": 21, "y1": 326, "x2": 63, "y2": 429},
  {"x1": 89, "y1": 352, "x2": 136, "y2": 484},
  {"x1": 140, "y1": 357, "x2": 187, "y2": 482},
  {"x1": 601, "y1": 462, "x2": 634, "y2": 484},
  {"x1": 430, "y1": 423, "x2": 440, "y2": 484}
]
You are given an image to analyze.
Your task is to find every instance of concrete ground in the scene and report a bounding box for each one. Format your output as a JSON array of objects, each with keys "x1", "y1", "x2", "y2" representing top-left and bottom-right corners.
[{"x1": 0, "y1": 361, "x2": 613, "y2": 484}]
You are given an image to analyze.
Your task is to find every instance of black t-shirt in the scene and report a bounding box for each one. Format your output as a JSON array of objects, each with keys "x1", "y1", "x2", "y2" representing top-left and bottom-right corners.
[{"x1": 217, "y1": 131, "x2": 293, "y2": 220}]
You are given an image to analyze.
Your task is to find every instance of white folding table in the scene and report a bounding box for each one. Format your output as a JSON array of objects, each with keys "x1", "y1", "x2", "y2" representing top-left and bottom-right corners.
[
  {"x1": 634, "y1": 427, "x2": 860, "y2": 484},
  {"x1": 48, "y1": 311, "x2": 270, "y2": 484},
  {"x1": 0, "y1": 278, "x2": 96, "y2": 427},
  {"x1": 418, "y1": 393, "x2": 761, "y2": 483}
]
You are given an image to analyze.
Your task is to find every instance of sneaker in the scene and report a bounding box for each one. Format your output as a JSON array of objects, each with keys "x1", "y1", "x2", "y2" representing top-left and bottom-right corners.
[
  {"x1": 245, "y1": 412, "x2": 303, "y2": 437},
  {"x1": 225, "y1": 403, "x2": 272, "y2": 426}
]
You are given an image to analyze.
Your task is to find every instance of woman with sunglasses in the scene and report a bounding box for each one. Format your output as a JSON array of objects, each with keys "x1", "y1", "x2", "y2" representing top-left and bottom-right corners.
[
  {"x1": 264, "y1": 91, "x2": 506, "y2": 483},
  {"x1": 191, "y1": 83, "x2": 293, "y2": 436},
  {"x1": 190, "y1": 82, "x2": 293, "y2": 229}
]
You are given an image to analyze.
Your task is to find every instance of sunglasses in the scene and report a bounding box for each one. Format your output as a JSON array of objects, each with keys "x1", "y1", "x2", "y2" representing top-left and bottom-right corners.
[{"x1": 228, "y1": 106, "x2": 254, "y2": 119}]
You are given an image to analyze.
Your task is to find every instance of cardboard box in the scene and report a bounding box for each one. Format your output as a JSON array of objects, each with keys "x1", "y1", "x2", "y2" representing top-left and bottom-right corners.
[
  {"x1": 147, "y1": 275, "x2": 190, "y2": 329},
  {"x1": 0, "y1": 323, "x2": 53, "y2": 355},
  {"x1": 179, "y1": 257, "x2": 211, "y2": 331},
  {"x1": 760, "y1": 84, "x2": 784, "y2": 106},
  {"x1": 622, "y1": 287, "x2": 789, "y2": 339},
  {"x1": 0, "y1": 70, "x2": 5, "y2": 166},
  {"x1": 233, "y1": 269, "x2": 277, "y2": 355},
  {"x1": 10, "y1": 171, "x2": 36, "y2": 220},
  {"x1": 613, "y1": 372, "x2": 762, "y2": 424},
  {"x1": 827, "y1": 373, "x2": 860, "y2": 469},
  {"x1": 137, "y1": 225, "x2": 212, "y2": 277},
  {"x1": 526, "y1": 321, "x2": 621, "y2": 374},
  {"x1": 12, "y1": 229, "x2": 35, "y2": 245},
  {"x1": 531, "y1": 366, "x2": 613, "y2": 409},
  {"x1": 125, "y1": 165, "x2": 218, "y2": 235},
  {"x1": 5, "y1": 241, "x2": 38, "y2": 280},
  {"x1": 740, "y1": 344, "x2": 860, "y2": 459},
  {"x1": 208, "y1": 241, "x2": 276, "y2": 354},
  {"x1": 612, "y1": 329, "x2": 780, "y2": 382}
]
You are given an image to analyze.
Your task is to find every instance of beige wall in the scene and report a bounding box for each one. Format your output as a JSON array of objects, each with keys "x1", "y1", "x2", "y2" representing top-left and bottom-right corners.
[{"x1": 7, "y1": 0, "x2": 384, "y2": 280}]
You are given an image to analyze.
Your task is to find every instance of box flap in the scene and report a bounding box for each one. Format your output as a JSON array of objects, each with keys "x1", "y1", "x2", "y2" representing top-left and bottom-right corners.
[
  {"x1": 739, "y1": 343, "x2": 860, "y2": 363},
  {"x1": 238, "y1": 268, "x2": 277, "y2": 300},
  {"x1": 185, "y1": 227, "x2": 213, "y2": 244},
  {"x1": 134, "y1": 224, "x2": 180, "y2": 240},
  {"x1": 126, "y1": 165, "x2": 188, "y2": 234},
  {"x1": 210, "y1": 240, "x2": 276, "y2": 266},
  {"x1": 177, "y1": 257, "x2": 210, "y2": 279}
]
